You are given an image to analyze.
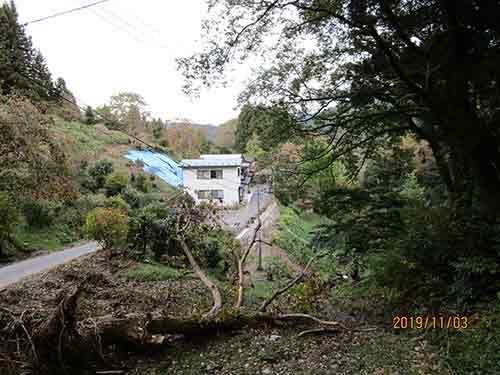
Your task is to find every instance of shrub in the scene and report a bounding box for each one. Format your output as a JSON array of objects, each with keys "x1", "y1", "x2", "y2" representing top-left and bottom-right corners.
[
  {"x1": 199, "y1": 236, "x2": 223, "y2": 270},
  {"x1": 88, "y1": 160, "x2": 113, "y2": 190},
  {"x1": 369, "y1": 207, "x2": 500, "y2": 306},
  {"x1": 84, "y1": 207, "x2": 128, "y2": 249},
  {"x1": 128, "y1": 204, "x2": 178, "y2": 260},
  {"x1": 122, "y1": 187, "x2": 143, "y2": 209},
  {"x1": 0, "y1": 192, "x2": 20, "y2": 256},
  {"x1": 125, "y1": 263, "x2": 182, "y2": 281},
  {"x1": 104, "y1": 195, "x2": 128, "y2": 211},
  {"x1": 21, "y1": 199, "x2": 55, "y2": 228},
  {"x1": 53, "y1": 206, "x2": 84, "y2": 230},
  {"x1": 104, "y1": 172, "x2": 128, "y2": 197},
  {"x1": 399, "y1": 170, "x2": 426, "y2": 204},
  {"x1": 132, "y1": 173, "x2": 150, "y2": 193}
]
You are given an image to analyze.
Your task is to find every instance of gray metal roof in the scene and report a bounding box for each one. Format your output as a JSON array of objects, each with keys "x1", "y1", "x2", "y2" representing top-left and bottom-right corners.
[
  {"x1": 201, "y1": 154, "x2": 242, "y2": 160},
  {"x1": 180, "y1": 158, "x2": 242, "y2": 168}
]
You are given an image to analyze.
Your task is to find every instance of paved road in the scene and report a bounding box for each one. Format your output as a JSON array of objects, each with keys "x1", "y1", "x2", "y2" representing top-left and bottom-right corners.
[
  {"x1": 221, "y1": 184, "x2": 272, "y2": 233},
  {"x1": 0, "y1": 241, "x2": 99, "y2": 290}
]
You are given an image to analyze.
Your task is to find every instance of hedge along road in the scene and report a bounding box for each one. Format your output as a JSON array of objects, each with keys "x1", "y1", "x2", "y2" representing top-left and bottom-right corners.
[{"x1": 0, "y1": 190, "x2": 275, "y2": 290}]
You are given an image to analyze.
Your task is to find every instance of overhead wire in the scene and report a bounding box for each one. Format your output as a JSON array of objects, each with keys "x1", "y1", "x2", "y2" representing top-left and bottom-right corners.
[
  {"x1": 23, "y1": 0, "x2": 111, "y2": 26},
  {"x1": 96, "y1": 6, "x2": 169, "y2": 48},
  {"x1": 85, "y1": 8, "x2": 153, "y2": 46}
]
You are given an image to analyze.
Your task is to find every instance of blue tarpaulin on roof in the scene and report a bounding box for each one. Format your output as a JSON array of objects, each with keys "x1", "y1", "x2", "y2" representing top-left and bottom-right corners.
[{"x1": 124, "y1": 150, "x2": 183, "y2": 187}]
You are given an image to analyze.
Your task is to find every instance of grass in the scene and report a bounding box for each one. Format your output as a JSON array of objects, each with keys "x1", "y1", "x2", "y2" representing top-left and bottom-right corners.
[
  {"x1": 14, "y1": 224, "x2": 81, "y2": 253},
  {"x1": 273, "y1": 205, "x2": 335, "y2": 278},
  {"x1": 125, "y1": 263, "x2": 184, "y2": 282},
  {"x1": 51, "y1": 117, "x2": 129, "y2": 161},
  {"x1": 245, "y1": 281, "x2": 276, "y2": 305}
]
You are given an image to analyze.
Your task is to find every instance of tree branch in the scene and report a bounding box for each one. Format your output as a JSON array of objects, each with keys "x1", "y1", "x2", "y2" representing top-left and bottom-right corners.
[
  {"x1": 259, "y1": 250, "x2": 329, "y2": 312},
  {"x1": 179, "y1": 240, "x2": 222, "y2": 319}
]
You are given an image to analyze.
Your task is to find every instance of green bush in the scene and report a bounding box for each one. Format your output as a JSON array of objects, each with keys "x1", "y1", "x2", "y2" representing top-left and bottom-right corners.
[
  {"x1": 21, "y1": 199, "x2": 55, "y2": 228},
  {"x1": 0, "y1": 192, "x2": 20, "y2": 256},
  {"x1": 104, "y1": 172, "x2": 128, "y2": 197},
  {"x1": 125, "y1": 263, "x2": 182, "y2": 281},
  {"x1": 84, "y1": 207, "x2": 128, "y2": 249},
  {"x1": 88, "y1": 160, "x2": 113, "y2": 190},
  {"x1": 122, "y1": 187, "x2": 144, "y2": 209},
  {"x1": 132, "y1": 173, "x2": 151, "y2": 193},
  {"x1": 368, "y1": 207, "x2": 500, "y2": 306},
  {"x1": 53, "y1": 206, "x2": 84, "y2": 230},
  {"x1": 104, "y1": 195, "x2": 128, "y2": 211},
  {"x1": 75, "y1": 193, "x2": 107, "y2": 211},
  {"x1": 199, "y1": 235, "x2": 223, "y2": 270},
  {"x1": 128, "y1": 204, "x2": 178, "y2": 260}
]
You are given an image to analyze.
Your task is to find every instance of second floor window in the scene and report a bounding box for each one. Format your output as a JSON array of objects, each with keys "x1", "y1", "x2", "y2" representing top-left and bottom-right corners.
[
  {"x1": 197, "y1": 170, "x2": 210, "y2": 179},
  {"x1": 197, "y1": 169, "x2": 223, "y2": 179},
  {"x1": 211, "y1": 169, "x2": 223, "y2": 179}
]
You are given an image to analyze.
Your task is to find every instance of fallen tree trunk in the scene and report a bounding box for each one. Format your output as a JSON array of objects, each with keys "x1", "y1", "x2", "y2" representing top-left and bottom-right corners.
[
  {"x1": 78, "y1": 311, "x2": 342, "y2": 348},
  {"x1": 179, "y1": 239, "x2": 222, "y2": 319}
]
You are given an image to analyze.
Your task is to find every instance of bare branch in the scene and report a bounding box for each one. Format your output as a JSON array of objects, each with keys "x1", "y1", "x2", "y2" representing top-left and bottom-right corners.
[
  {"x1": 179, "y1": 240, "x2": 222, "y2": 319},
  {"x1": 235, "y1": 220, "x2": 263, "y2": 309},
  {"x1": 259, "y1": 250, "x2": 329, "y2": 312}
]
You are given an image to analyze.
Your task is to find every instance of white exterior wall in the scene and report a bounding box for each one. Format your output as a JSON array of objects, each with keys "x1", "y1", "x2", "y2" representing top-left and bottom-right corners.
[{"x1": 182, "y1": 166, "x2": 241, "y2": 206}]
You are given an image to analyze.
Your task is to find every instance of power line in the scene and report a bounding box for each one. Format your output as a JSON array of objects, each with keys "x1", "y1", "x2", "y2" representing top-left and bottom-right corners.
[
  {"x1": 86, "y1": 8, "x2": 152, "y2": 46},
  {"x1": 97, "y1": 7, "x2": 169, "y2": 48},
  {"x1": 23, "y1": 0, "x2": 112, "y2": 26}
]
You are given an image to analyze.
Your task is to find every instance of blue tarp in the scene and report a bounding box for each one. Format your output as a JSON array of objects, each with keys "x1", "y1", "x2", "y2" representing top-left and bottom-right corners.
[{"x1": 124, "y1": 150, "x2": 183, "y2": 187}]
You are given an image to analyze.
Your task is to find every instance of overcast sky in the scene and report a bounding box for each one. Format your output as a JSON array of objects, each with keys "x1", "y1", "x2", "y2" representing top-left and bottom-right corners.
[{"x1": 13, "y1": 0, "x2": 246, "y2": 125}]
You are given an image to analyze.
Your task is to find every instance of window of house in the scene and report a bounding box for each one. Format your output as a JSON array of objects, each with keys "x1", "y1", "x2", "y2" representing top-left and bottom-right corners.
[
  {"x1": 210, "y1": 169, "x2": 223, "y2": 179},
  {"x1": 197, "y1": 170, "x2": 210, "y2": 179},
  {"x1": 197, "y1": 190, "x2": 210, "y2": 199},
  {"x1": 211, "y1": 190, "x2": 224, "y2": 200}
]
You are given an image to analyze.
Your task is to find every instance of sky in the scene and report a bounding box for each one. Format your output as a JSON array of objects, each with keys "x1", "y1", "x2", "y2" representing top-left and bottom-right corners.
[{"x1": 13, "y1": 0, "x2": 247, "y2": 125}]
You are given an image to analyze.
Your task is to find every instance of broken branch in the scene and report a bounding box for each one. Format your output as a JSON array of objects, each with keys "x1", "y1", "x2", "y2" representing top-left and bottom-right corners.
[
  {"x1": 179, "y1": 239, "x2": 222, "y2": 319},
  {"x1": 259, "y1": 251, "x2": 329, "y2": 312}
]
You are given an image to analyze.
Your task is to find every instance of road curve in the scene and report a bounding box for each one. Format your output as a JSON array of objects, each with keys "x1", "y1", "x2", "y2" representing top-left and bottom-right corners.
[{"x1": 0, "y1": 241, "x2": 99, "y2": 290}]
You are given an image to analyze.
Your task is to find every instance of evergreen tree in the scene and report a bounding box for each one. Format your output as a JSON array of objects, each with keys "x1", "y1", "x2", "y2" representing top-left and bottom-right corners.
[
  {"x1": 0, "y1": 1, "x2": 55, "y2": 100},
  {"x1": 84, "y1": 106, "x2": 96, "y2": 125}
]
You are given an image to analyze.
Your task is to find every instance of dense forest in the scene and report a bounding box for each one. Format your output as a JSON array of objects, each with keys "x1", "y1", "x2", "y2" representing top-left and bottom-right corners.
[{"x1": 1, "y1": 0, "x2": 500, "y2": 374}]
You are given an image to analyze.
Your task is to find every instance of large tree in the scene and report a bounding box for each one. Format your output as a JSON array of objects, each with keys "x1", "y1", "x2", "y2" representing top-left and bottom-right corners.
[
  {"x1": 0, "y1": 1, "x2": 56, "y2": 101},
  {"x1": 108, "y1": 92, "x2": 149, "y2": 130},
  {"x1": 180, "y1": 0, "x2": 500, "y2": 220}
]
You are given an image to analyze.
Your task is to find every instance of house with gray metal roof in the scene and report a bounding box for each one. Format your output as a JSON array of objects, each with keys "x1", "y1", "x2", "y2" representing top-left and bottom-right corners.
[{"x1": 180, "y1": 154, "x2": 247, "y2": 206}]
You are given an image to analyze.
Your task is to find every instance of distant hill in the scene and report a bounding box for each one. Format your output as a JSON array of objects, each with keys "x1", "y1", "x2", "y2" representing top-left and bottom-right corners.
[
  {"x1": 214, "y1": 118, "x2": 238, "y2": 150},
  {"x1": 166, "y1": 121, "x2": 217, "y2": 142},
  {"x1": 166, "y1": 118, "x2": 238, "y2": 151}
]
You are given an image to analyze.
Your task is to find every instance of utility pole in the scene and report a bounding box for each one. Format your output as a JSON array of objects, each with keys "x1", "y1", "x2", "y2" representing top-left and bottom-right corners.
[{"x1": 256, "y1": 186, "x2": 263, "y2": 271}]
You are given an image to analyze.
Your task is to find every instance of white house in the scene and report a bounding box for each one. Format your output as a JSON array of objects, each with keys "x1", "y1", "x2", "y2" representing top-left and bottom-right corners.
[{"x1": 180, "y1": 155, "x2": 244, "y2": 206}]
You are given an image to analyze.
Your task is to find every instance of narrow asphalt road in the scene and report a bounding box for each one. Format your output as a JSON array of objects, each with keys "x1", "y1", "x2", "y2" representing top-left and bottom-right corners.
[
  {"x1": 221, "y1": 184, "x2": 272, "y2": 233},
  {"x1": 0, "y1": 241, "x2": 99, "y2": 290}
]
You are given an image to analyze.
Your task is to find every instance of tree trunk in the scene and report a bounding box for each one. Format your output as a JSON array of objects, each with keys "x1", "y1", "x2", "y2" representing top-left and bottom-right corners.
[{"x1": 179, "y1": 239, "x2": 222, "y2": 319}]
